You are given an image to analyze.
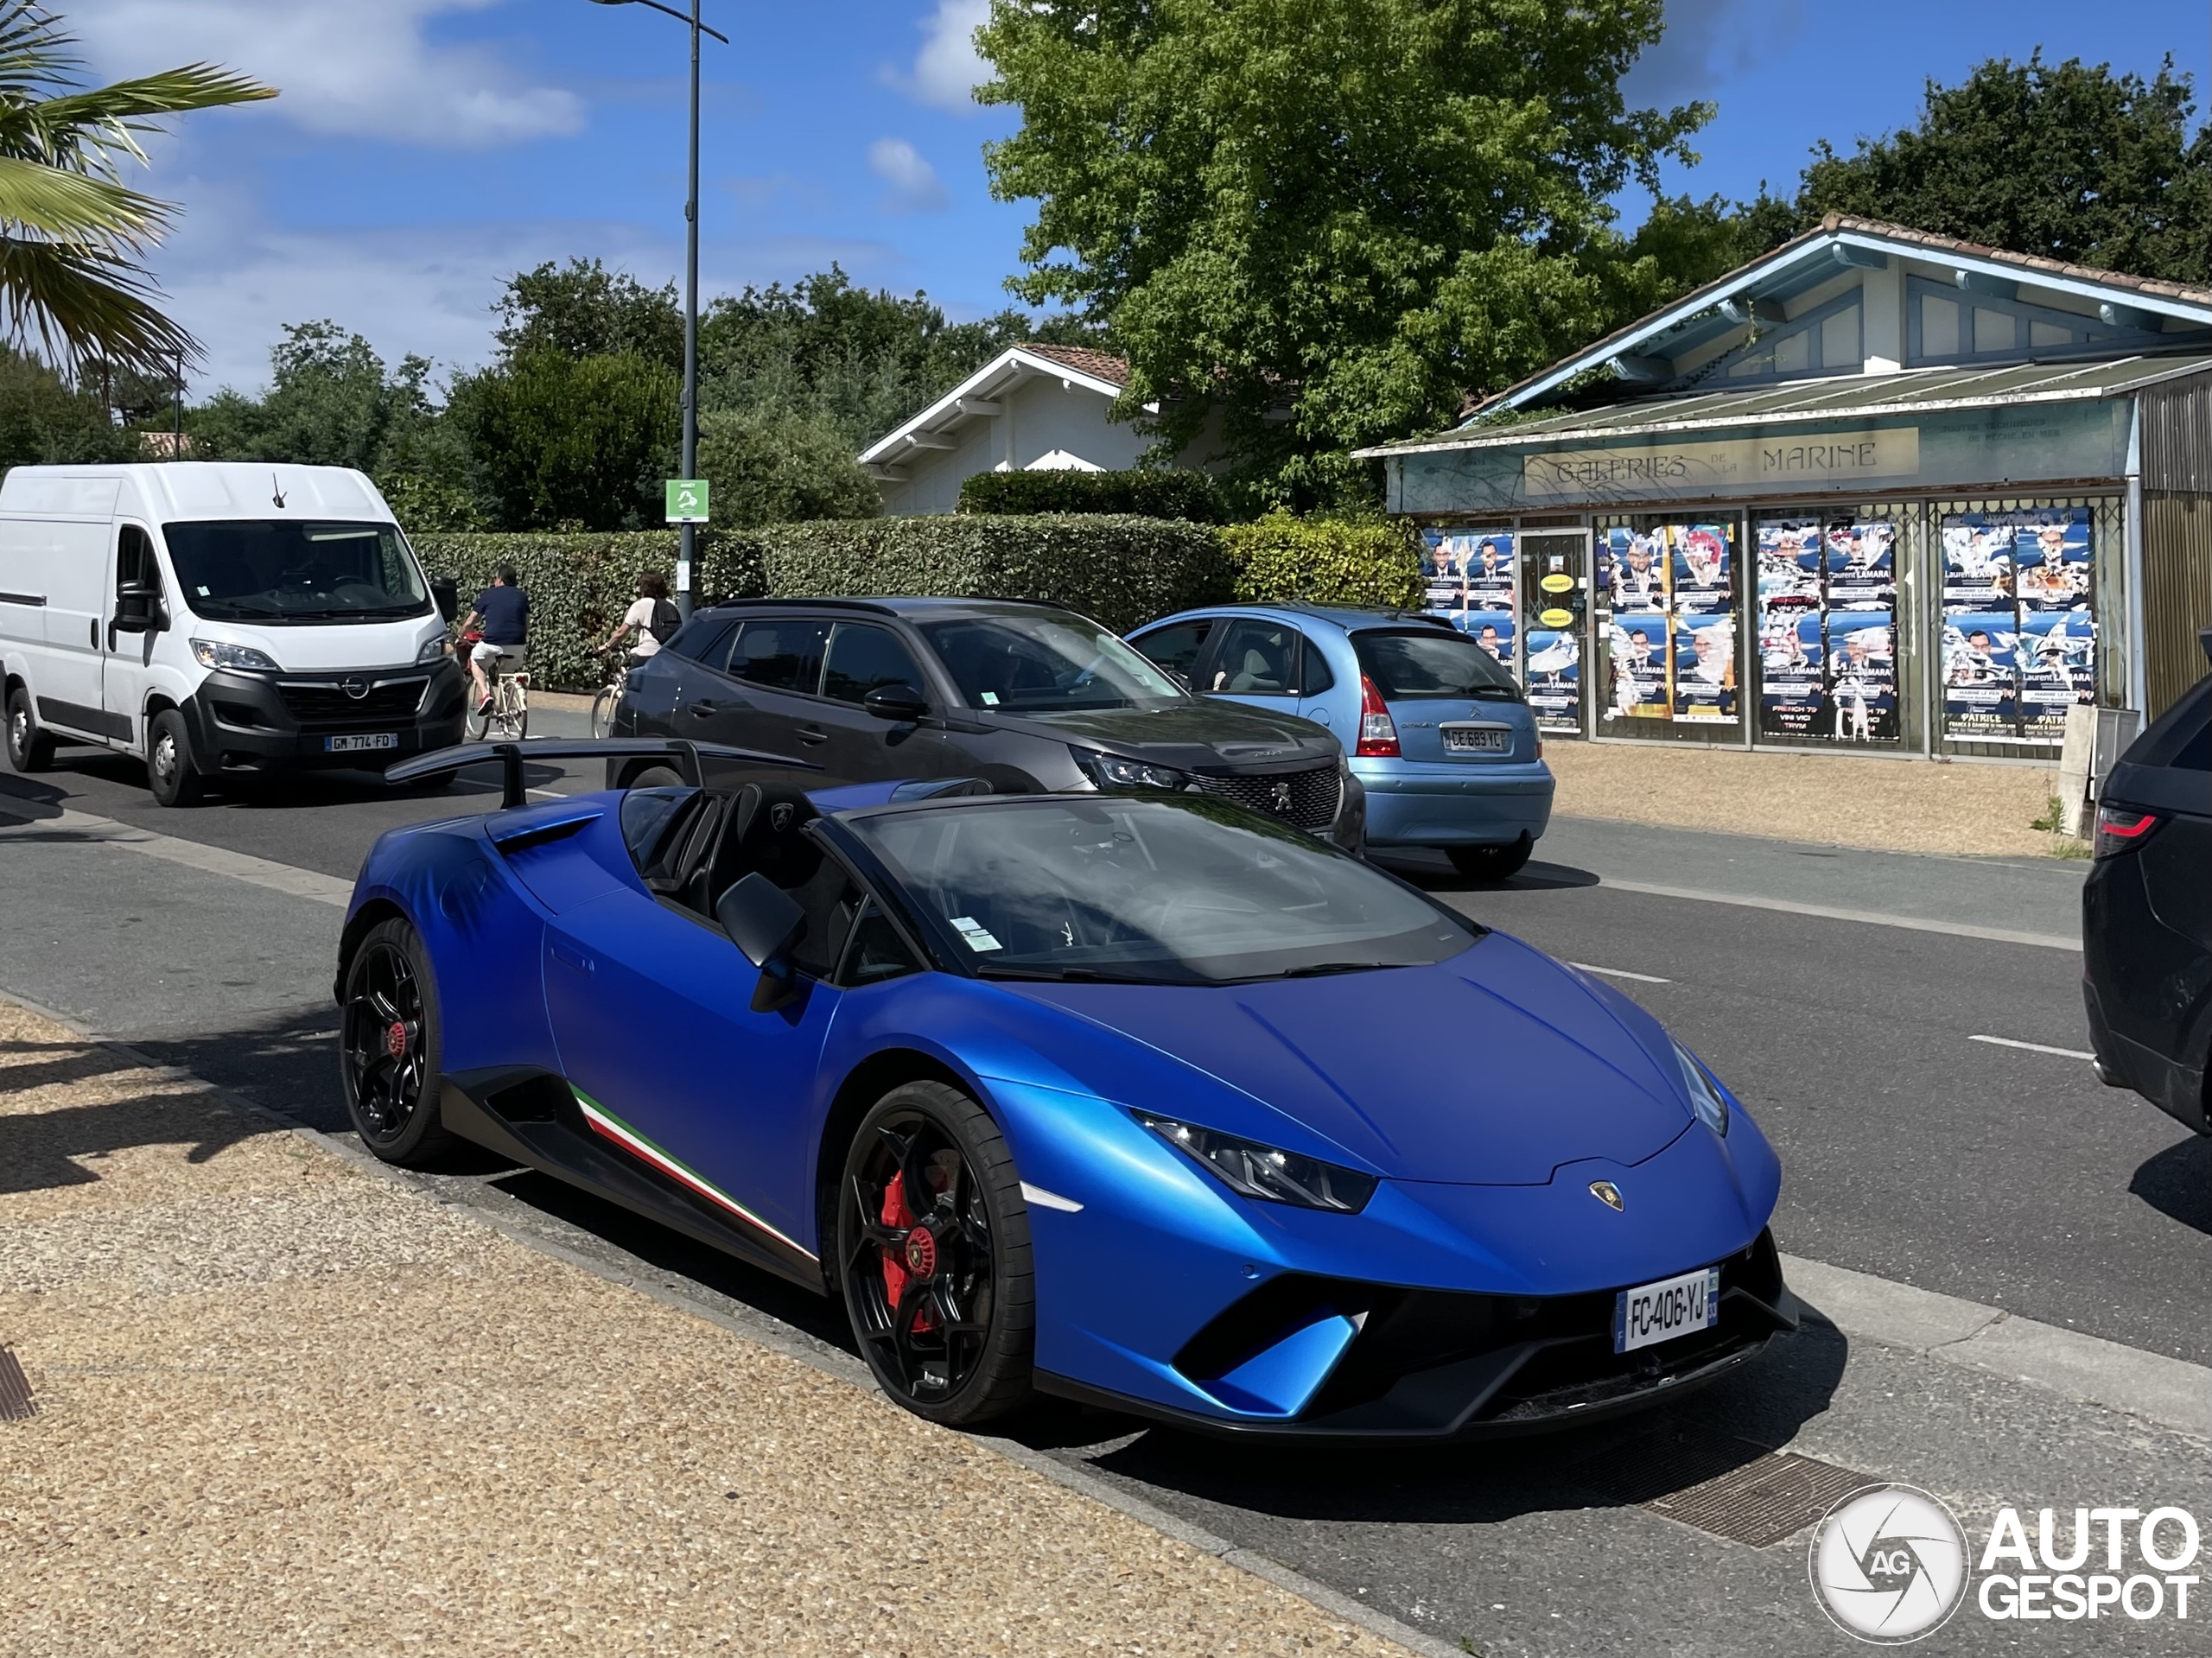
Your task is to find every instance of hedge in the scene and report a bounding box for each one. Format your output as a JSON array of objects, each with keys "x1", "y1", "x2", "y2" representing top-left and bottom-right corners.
[
  {"x1": 409, "y1": 514, "x2": 1228, "y2": 687},
  {"x1": 1219, "y1": 512, "x2": 1425, "y2": 612},
  {"x1": 957, "y1": 467, "x2": 1230, "y2": 523}
]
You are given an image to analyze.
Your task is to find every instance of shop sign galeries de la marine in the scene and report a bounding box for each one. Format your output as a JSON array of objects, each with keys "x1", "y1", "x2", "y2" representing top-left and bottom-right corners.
[{"x1": 1357, "y1": 216, "x2": 2212, "y2": 760}]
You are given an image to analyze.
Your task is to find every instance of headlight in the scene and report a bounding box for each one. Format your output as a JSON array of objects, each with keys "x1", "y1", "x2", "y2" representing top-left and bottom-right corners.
[
  {"x1": 191, "y1": 638, "x2": 281, "y2": 673},
  {"x1": 1071, "y1": 746, "x2": 1191, "y2": 792},
  {"x1": 416, "y1": 633, "x2": 452, "y2": 664},
  {"x1": 1672, "y1": 1039, "x2": 1730, "y2": 1138},
  {"x1": 1136, "y1": 1113, "x2": 1377, "y2": 1212}
]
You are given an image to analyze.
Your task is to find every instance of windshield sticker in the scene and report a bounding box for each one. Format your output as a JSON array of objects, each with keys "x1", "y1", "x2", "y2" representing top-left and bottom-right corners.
[
  {"x1": 980, "y1": 690, "x2": 999, "y2": 705},
  {"x1": 948, "y1": 915, "x2": 1003, "y2": 952}
]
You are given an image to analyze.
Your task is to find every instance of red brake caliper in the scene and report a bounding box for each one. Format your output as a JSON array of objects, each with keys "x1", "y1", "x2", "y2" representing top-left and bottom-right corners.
[
  {"x1": 385, "y1": 1022, "x2": 407, "y2": 1058},
  {"x1": 879, "y1": 1173, "x2": 938, "y2": 1332}
]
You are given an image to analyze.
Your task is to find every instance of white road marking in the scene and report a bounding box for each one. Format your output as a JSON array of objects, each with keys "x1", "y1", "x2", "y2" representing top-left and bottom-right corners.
[
  {"x1": 1570, "y1": 962, "x2": 1671, "y2": 985},
  {"x1": 1968, "y1": 1033, "x2": 2096, "y2": 1061},
  {"x1": 1586, "y1": 876, "x2": 2079, "y2": 952},
  {"x1": 0, "y1": 804, "x2": 354, "y2": 907},
  {"x1": 1020, "y1": 1182, "x2": 1084, "y2": 1213}
]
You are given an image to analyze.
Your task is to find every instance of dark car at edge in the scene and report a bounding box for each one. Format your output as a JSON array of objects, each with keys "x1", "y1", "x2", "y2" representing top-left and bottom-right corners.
[{"x1": 608, "y1": 597, "x2": 1363, "y2": 850}]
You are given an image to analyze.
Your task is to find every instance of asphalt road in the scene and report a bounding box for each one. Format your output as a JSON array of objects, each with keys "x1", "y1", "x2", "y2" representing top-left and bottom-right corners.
[{"x1": 3, "y1": 737, "x2": 2206, "y2": 1656}]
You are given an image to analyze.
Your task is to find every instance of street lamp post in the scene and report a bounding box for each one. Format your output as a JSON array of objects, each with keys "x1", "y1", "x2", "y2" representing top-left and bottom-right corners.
[{"x1": 588, "y1": 0, "x2": 728, "y2": 622}]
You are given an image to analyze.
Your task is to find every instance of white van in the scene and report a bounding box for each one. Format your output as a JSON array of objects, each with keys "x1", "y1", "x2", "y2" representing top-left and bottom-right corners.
[{"x1": 0, "y1": 462, "x2": 462, "y2": 805}]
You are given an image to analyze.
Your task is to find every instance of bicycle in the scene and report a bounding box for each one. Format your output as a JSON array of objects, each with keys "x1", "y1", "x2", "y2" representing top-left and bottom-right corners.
[
  {"x1": 465, "y1": 640, "x2": 531, "y2": 742},
  {"x1": 588, "y1": 645, "x2": 629, "y2": 740}
]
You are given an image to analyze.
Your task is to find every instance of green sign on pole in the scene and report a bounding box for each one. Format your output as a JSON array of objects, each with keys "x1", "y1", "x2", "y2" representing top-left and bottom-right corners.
[{"x1": 665, "y1": 479, "x2": 710, "y2": 523}]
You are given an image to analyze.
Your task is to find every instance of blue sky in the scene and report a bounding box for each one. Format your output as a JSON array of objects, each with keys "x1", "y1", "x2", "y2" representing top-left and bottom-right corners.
[{"x1": 67, "y1": 0, "x2": 2208, "y2": 397}]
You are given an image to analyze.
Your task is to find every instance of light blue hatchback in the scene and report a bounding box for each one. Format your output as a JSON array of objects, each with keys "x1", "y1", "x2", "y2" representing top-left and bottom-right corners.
[{"x1": 1128, "y1": 603, "x2": 1554, "y2": 879}]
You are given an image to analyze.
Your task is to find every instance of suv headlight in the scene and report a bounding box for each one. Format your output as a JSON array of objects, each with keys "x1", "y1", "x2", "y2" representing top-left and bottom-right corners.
[
  {"x1": 416, "y1": 633, "x2": 453, "y2": 664},
  {"x1": 1136, "y1": 1113, "x2": 1377, "y2": 1212},
  {"x1": 191, "y1": 638, "x2": 281, "y2": 673},
  {"x1": 1071, "y1": 746, "x2": 1191, "y2": 792},
  {"x1": 1672, "y1": 1039, "x2": 1731, "y2": 1138}
]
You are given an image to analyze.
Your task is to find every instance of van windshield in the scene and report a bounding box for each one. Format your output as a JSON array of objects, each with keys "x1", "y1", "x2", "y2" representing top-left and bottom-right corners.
[{"x1": 163, "y1": 520, "x2": 432, "y2": 622}]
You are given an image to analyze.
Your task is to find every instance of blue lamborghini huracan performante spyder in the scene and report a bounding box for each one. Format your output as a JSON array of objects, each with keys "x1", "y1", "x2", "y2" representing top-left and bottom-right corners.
[{"x1": 339, "y1": 739, "x2": 1796, "y2": 1439}]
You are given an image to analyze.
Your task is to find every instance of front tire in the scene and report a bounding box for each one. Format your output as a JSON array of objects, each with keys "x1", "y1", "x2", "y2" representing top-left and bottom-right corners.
[
  {"x1": 145, "y1": 708, "x2": 205, "y2": 806},
  {"x1": 589, "y1": 685, "x2": 619, "y2": 740},
  {"x1": 5, "y1": 685, "x2": 54, "y2": 772},
  {"x1": 340, "y1": 917, "x2": 456, "y2": 1167},
  {"x1": 838, "y1": 1082, "x2": 1034, "y2": 1426},
  {"x1": 1447, "y1": 835, "x2": 1533, "y2": 883}
]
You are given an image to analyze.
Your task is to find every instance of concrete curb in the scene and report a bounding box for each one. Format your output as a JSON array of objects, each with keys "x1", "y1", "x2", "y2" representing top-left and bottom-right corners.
[
  {"x1": 1781, "y1": 1252, "x2": 2211, "y2": 1442},
  {"x1": 5, "y1": 994, "x2": 1458, "y2": 1658}
]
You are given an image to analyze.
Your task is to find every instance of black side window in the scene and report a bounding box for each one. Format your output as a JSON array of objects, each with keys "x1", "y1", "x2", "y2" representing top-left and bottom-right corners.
[
  {"x1": 838, "y1": 899, "x2": 924, "y2": 986},
  {"x1": 664, "y1": 613, "x2": 739, "y2": 666},
  {"x1": 118, "y1": 525, "x2": 159, "y2": 597},
  {"x1": 1209, "y1": 619, "x2": 1297, "y2": 696},
  {"x1": 730, "y1": 619, "x2": 830, "y2": 694},
  {"x1": 2170, "y1": 708, "x2": 2212, "y2": 772},
  {"x1": 620, "y1": 786, "x2": 706, "y2": 886},
  {"x1": 1129, "y1": 619, "x2": 1213, "y2": 688},
  {"x1": 823, "y1": 623, "x2": 926, "y2": 705},
  {"x1": 1294, "y1": 632, "x2": 1337, "y2": 695}
]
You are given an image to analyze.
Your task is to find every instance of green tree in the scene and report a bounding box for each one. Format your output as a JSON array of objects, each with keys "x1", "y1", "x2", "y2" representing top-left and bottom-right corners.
[
  {"x1": 0, "y1": 341, "x2": 133, "y2": 467},
  {"x1": 1770, "y1": 54, "x2": 2210, "y2": 284},
  {"x1": 0, "y1": 3, "x2": 273, "y2": 372},
  {"x1": 976, "y1": 0, "x2": 1707, "y2": 505},
  {"x1": 694, "y1": 406, "x2": 881, "y2": 528},
  {"x1": 188, "y1": 321, "x2": 401, "y2": 470},
  {"x1": 449, "y1": 350, "x2": 678, "y2": 530},
  {"x1": 493, "y1": 257, "x2": 683, "y2": 369}
]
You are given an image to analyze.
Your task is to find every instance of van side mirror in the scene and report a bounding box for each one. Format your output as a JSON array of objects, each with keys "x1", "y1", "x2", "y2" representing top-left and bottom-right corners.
[
  {"x1": 115, "y1": 581, "x2": 162, "y2": 633},
  {"x1": 431, "y1": 576, "x2": 459, "y2": 622},
  {"x1": 863, "y1": 683, "x2": 929, "y2": 721},
  {"x1": 715, "y1": 872, "x2": 808, "y2": 1012}
]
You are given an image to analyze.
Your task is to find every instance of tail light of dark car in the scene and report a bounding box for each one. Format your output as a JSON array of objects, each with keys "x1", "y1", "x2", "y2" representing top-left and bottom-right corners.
[
  {"x1": 2092, "y1": 803, "x2": 2161, "y2": 859},
  {"x1": 1355, "y1": 672, "x2": 1400, "y2": 758}
]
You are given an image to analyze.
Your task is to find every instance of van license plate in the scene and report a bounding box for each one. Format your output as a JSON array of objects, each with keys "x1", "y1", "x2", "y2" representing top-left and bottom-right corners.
[
  {"x1": 326, "y1": 733, "x2": 398, "y2": 753},
  {"x1": 1613, "y1": 1266, "x2": 1721, "y2": 1354},
  {"x1": 1441, "y1": 724, "x2": 1509, "y2": 753}
]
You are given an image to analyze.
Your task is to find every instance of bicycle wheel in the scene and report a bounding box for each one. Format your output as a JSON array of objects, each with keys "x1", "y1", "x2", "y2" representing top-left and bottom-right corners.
[{"x1": 589, "y1": 684, "x2": 618, "y2": 740}]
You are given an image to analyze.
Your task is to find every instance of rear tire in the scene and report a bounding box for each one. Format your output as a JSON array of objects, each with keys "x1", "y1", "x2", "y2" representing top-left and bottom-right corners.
[
  {"x1": 1447, "y1": 835, "x2": 1532, "y2": 883},
  {"x1": 145, "y1": 708, "x2": 204, "y2": 806},
  {"x1": 837, "y1": 1081, "x2": 1034, "y2": 1426},
  {"x1": 340, "y1": 917, "x2": 456, "y2": 1168},
  {"x1": 5, "y1": 685, "x2": 54, "y2": 772}
]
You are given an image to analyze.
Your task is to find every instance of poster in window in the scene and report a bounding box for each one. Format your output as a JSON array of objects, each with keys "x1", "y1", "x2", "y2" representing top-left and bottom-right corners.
[
  {"x1": 1940, "y1": 509, "x2": 2094, "y2": 742},
  {"x1": 1824, "y1": 611, "x2": 1897, "y2": 742},
  {"x1": 1606, "y1": 528, "x2": 1668, "y2": 614},
  {"x1": 1825, "y1": 520, "x2": 1896, "y2": 610},
  {"x1": 1942, "y1": 611, "x2": 2020, "y2": 739},
  {"x1": 1669, "y1": 524, "x2": 1733, "y2": 614},
  {"x1": 1756, "y1": 518, "x2": 1824, "y2": 737},
  {"x1": 1673, "y1": 613, "x2": 1737, "y2": 721},
  {"x1": 1605, "y1": 616, "x2": 1671, "y2": 721},
  {"x1": 1421, "y1": 528, "x2": 1466, "y2": 619},
  {"x1": 1525, "y1": 626, "x2": 1580, "y2": 732},
  {"x1": 1460, "y1": 609, "x2": 1516, "y2": 664},
  {"x1": 1422, "y1": 529, "x2": 1517, "y2": 634},
  {"x1": 1522, "y1": 544, "x2": 1585, "y2": 734}
]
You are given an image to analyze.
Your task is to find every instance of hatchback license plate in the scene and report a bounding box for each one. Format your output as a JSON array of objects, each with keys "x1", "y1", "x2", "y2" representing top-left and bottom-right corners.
[
  {"x1": 1441, "y1": 724, "x2": 1509, "y2": 753},
  {"x1": 325, "y1": 733, "x2": 398, "y2": 753},
  {"x1": 1613, "y1": 1266, "x2": 1720, "y2": 1354}
]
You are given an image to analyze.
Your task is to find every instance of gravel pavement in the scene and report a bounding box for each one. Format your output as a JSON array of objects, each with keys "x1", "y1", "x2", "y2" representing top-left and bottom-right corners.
[{"x1": 0, "y1": 997, "x2": 1411, "y2": 1658}]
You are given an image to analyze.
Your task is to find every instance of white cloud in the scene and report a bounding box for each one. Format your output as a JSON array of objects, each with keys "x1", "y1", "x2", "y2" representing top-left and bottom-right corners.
[
  {"x1": 867, "y1": 137, "x2": 950, "y2": 214},
  {"x1": 898, "y1": 0, "x2": 992, "y2": 115},
  {"x1": 72, "y1": 0, "x2": 583, "y2": 149},
  {"x1": 1624, "y1": 0, "x2": 1807, "y2": 105}
]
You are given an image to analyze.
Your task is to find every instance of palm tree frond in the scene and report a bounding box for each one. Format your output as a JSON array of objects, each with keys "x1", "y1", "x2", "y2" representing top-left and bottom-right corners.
[
  {"x1": 0, "y1": 234, "x2": 195, "y2": 373},
  {"x1": 39, "y1": 64, "x2": 278, "y2": 130},
  {"x1": 0, "y1": 152, "x2": 168, "y2": 247}
]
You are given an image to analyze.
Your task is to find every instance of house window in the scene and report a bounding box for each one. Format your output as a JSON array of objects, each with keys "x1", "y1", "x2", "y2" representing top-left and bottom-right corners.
[
  {"x1": 1921, "y1": 294, "x2": 1960, "y2": 358},
  {"x1": 1973, "y1": 308, "x2": 2015, "y2": 353},
  {"x1": 1709, "y1": 294, "x2": 1861, "y2": 386},
  {"x1": 1905, "y1": 275, "x2": 2189, "y2": 365}
]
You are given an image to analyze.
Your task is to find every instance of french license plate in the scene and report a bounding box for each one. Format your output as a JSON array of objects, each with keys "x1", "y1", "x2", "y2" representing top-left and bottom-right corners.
[
  {"x1": 1613, "y1": 1266, "x2": 1720, "y2": 1354},
  {"x1": 1441, "y1": 723, "x2": 1510, "y2": 753},
  {"x1": 325, "y1": 733, "x2": 398, "y2": 753}
]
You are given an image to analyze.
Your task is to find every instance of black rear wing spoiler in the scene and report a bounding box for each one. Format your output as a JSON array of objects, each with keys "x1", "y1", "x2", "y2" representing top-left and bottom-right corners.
[{"x1": 385, "y1": 738, "x2": 820, "y2": 810}]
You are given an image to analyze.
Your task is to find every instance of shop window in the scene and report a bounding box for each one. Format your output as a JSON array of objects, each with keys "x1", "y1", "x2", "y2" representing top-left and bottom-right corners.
[
  {"x1": 1753, "y1": 515, "x2": 1901, "y2": 746},
  {"x1": 1938, "y1": 506, "x2": 2095, "y2": 748},
  {"x1": 1599, "y1": 523, "x2": 1738, "y2": 736}
]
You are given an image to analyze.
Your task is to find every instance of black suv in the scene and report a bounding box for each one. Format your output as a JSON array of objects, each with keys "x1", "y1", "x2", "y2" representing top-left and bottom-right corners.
[
  {"x1": 610, "y1": 598, "x2": 1363, "y2": 850},
  {"x1": 2082, "y1": 631, "x2": 2212, "y2": 1141}
]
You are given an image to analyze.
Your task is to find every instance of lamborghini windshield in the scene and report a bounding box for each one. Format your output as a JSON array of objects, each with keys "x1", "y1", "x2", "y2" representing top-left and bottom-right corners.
[
  {"x1": 850, "y1": 796, "x2": 1478, "y2": 984},
  {"x1": 165, "y1": 519, "x2": 433, "y2": 622}
]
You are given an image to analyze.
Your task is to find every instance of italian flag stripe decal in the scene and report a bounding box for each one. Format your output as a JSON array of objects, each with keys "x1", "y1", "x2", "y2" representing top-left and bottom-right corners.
[{"x1": 569, "y1": 1085, "x2": 815, "y2": 1261}]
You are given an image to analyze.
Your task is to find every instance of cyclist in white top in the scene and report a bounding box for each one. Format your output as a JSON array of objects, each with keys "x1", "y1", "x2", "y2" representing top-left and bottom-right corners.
[{"x1": 601, "y1": 573, "x2": 677, "y2": 669}]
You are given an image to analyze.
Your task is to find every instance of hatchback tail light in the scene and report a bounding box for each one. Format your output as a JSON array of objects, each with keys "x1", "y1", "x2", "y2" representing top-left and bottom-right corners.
[
  {"x1": 1355, "y1": 673, "x2": 1400, "y2": 757},
  {"x1": 2093, "y1": 803, "x2": 2161, "y2": 859}
]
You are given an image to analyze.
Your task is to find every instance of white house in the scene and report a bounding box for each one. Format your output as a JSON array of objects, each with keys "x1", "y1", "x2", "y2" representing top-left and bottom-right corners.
[{"x1": 860, "y1": 343, "x2": 1190, "y2": 515}]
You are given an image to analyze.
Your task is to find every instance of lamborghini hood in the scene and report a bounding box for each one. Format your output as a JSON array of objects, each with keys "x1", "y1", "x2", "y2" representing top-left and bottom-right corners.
[{"x1": 1003, "y1": 934, "x2": 1694, "y2": 1185}]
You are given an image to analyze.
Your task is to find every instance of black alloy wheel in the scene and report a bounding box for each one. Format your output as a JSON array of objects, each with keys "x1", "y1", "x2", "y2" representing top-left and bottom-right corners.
[
  {"x1": 340, "y1": 918, "x2": 454, "y2": 1166},
  {"x1": 838, "y1": 1082, "x2": 1034, "y2": 1426}
]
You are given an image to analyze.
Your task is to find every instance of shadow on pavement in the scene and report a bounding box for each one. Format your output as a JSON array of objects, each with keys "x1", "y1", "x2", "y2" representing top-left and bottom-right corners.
[
  {"x1": 130, "y1": 1006, "x2": 353, "y2": 1134},
  {"x1": 0, "y1": 1084, "x2": 268, "y2": 1193},
  {"x1": 1373, "y1": 848, "x2": 1601, "y2": 896},
  {"x1": 2130, "y1": 1134, "x2": 2211, "y2": 1236}
]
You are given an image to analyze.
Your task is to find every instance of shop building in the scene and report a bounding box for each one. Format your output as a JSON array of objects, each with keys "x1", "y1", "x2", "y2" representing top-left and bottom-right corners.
[{"x1": 1356, "y1": 217, "x2": 2212, "y2": 759}]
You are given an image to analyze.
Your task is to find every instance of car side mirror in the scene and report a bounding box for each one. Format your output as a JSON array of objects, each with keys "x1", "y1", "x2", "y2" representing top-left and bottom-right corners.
[
  {"x1": 715, "y1": 872, "x2": 807, "y2": 1012},
  {"x1": 862, "y1": 683, "x2": 929, "y2": 721}
]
